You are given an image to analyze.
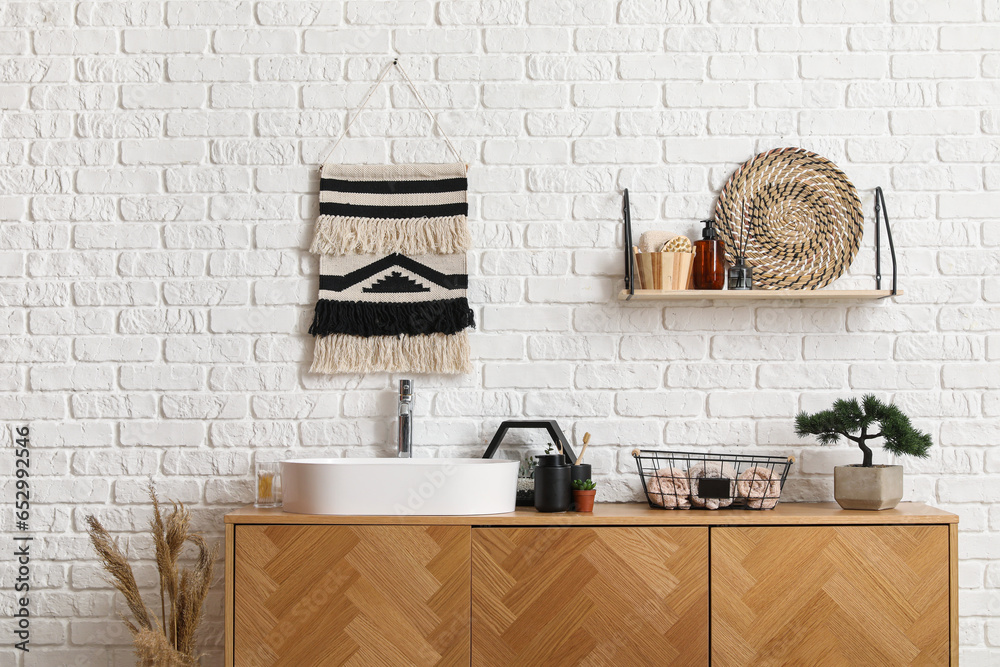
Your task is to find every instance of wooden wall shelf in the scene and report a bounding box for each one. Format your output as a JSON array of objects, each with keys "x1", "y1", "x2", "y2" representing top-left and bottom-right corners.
[
  {"x1": 619, "y1": 288, "x2": 901, "y2": 301},
  {"x1": 618, "y1": 188, "x2": 901, "y2": 304}
]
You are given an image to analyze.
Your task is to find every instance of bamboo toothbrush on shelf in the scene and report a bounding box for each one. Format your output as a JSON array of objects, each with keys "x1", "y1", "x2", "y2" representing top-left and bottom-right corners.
[{"x1": 576, "y1": 433, "x2": 591, "y2": 465}]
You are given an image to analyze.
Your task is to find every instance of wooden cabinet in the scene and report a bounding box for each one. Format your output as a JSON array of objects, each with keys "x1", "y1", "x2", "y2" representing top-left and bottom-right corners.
[
  {"x1": 471, "y1": 527, "x2": 708, "y2": 666},
  {"x1": 232, "y1": 525, "x2": 470, "y2": 666},
  {"x1": 225, "y1": 503, "x2": 957, "y2": 666},
  {"x1": 711, "y1": 525, "x2": 951, "y2": 667}
]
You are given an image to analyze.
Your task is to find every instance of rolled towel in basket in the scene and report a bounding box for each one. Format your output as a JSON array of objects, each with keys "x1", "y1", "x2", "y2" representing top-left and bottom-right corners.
[
  {"x1": 737, "y1": 466, "x2": 782, "y2": 509},
  {"x1": 688, "y1": 461, "x2": 737, "y2": 510},
  {"x1": 646, "y1": 467, "x2": 691, "y2": 509}
]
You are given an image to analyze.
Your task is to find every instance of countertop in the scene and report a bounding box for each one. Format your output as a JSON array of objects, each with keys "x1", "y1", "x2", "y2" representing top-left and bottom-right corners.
[{"x1": 225, "y1": 501, "x2": 957, "y2": 525}]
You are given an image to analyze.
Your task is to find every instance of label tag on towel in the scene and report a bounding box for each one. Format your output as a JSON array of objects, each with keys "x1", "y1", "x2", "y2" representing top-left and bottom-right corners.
[{"x1": 700, "y1": 477, "x2": 731, "y2": 499}]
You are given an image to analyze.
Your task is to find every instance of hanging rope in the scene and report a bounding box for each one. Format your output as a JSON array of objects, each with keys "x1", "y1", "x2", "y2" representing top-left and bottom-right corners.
[{"x1": 320, "y1": 58, "x2": 464, "y2": 166}]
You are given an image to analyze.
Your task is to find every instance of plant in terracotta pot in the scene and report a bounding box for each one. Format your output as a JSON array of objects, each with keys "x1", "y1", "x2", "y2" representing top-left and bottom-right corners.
[
  {"x1": 795, "y1": 394, "x2": 932, "y2": 510},
  {"x1": 571, "y1": 479, "x2": 597, "y2": 513}
]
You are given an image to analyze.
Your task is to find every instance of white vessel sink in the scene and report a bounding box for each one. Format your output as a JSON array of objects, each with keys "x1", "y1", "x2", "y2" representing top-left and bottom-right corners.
[{"x1": 281, "y1": 458, "x2": 519, "y2": 516}]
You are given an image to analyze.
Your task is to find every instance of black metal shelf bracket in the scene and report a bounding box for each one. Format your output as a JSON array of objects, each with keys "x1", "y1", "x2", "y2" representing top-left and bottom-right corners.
[
  {"x1": 873, "y1": 186, "x2": 898, "y2": 297},
  {"x1": 623, "y1": 188, "x2": 634, "y2": 300}
]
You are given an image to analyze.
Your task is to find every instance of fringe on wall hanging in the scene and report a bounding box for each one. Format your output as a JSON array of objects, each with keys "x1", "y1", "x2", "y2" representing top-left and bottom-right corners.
[{"x1": 309, "y1": 59, "x2": 474, "y2": 375}]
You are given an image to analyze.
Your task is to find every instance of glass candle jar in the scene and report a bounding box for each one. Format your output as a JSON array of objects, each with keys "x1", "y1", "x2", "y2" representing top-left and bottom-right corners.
[{"x1": 255, "y1": 461, "x2": 282, "y2": 508}]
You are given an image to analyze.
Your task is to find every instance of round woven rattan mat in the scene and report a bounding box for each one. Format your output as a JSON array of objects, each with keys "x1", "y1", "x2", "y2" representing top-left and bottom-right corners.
[{"x1": 714, "y1": 147, "x2": 863, "y2": 290}]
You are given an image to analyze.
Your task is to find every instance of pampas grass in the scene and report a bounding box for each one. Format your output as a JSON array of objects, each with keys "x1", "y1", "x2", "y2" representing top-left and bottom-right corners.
[{"x1": 87, "y1": 484, "x2": 218, "y2": 667}]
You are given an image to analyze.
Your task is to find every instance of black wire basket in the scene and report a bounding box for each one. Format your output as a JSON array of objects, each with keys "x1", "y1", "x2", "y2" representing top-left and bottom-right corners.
[{"x1": 632, "y1": 449, "x2": 795, "y2": 510}]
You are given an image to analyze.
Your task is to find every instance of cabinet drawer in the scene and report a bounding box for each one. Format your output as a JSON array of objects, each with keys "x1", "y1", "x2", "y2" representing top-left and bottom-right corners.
[
  {"x1": 711, "y1": 525, "x2": 950, "y2": 666},
  {"x1": 233, "y1": 524, "x2": 470, "y2": 666},
  {"x1": 471, "y1": 526, "x2": 709, "y2": 666}
]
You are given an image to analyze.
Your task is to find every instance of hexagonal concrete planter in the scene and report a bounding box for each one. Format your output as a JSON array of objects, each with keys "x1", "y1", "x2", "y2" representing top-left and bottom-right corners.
[{"x1": 833, "y1": 465, "x2": 904, "y2": 510}]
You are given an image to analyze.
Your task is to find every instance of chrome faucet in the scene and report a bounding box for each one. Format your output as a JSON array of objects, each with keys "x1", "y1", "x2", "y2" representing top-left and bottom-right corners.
[{"x1": 397, "y1": 379, "x2": 413, "y2": 458}]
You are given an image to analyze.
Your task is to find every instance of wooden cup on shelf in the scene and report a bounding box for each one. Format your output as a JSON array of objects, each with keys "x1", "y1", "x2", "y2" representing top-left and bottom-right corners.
[{"x1": 635, "y1": 250, "x2": 696, "y2": 291}]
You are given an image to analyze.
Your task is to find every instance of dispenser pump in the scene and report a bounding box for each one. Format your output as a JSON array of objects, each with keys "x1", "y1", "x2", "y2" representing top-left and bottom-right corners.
[{"x1": 701, "y1": 218, "x2": 718, "y2": 240}]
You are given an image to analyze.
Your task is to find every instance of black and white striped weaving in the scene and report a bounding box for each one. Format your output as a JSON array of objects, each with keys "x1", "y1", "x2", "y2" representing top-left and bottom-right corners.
[{"x1": 309, "y1": 162, "x2": 474, "y2": 374}]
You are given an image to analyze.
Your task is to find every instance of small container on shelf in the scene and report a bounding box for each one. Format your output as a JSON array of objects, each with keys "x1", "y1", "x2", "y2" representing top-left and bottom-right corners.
[
  {"x1": 692, "y1": 219, "x2": 725, "y2": 290},
  {"x1": 727, "y1": 258, "x2": 754, "y2": 290},
  {"x1": 635, "y1": 250, "x2": 695, "y2": 291}
]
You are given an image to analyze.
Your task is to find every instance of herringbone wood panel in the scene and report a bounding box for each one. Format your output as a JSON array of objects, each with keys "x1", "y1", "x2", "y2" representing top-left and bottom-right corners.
[
  {"x1": 471, "y1": 527, "x2": 709, "y2": 666},
  {"x1": 234, "y1": 525, "x2": 470, "y2": 666},
  {"x1": 712, "y1": 525, "x2": 950, "y2": 667}
]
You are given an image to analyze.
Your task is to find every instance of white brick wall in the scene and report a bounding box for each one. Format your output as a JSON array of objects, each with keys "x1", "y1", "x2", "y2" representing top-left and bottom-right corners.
[{"x1": 1, "y1": 1, "x2": 999, "y2": 663}]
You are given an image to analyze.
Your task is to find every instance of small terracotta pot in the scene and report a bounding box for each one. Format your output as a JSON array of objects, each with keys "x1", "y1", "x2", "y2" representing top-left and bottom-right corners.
[{"x1": 573, "y1": 489, "x2": 596, "y2": 513}]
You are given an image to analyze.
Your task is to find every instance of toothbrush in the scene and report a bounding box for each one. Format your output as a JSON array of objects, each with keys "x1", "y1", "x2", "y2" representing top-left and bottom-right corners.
[{"x1": 576, "y1": 433, "x2": 591, "y2": 465}]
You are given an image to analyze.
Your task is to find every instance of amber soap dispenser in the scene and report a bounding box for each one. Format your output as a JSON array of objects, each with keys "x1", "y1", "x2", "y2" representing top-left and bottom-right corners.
[{"x1": 692, "y1": 218, "x2": 726, "y2": 290}]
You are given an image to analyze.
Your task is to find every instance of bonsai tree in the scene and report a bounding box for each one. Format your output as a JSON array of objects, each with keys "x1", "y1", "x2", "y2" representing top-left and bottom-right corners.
[{"x1": 795, "y1": 394, "x2": 932, "y2": 467}]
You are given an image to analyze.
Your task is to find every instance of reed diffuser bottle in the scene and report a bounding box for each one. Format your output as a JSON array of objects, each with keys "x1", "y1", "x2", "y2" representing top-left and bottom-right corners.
[
  {"x1": 692, "y1": 219, "x2": 725, "y2": 290},
  {"x1": 726, "y1": 212, "x2": 754, "y2": 290}
]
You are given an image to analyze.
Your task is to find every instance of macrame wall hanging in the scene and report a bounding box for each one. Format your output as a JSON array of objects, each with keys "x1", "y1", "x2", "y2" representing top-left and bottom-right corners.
[{"x1": 309, "y1": 59, "x2": 474, "y2": 375}]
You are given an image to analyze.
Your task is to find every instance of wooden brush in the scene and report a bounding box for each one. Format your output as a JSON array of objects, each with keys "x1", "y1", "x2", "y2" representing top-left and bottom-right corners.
[{"x1": 576, "y1": 432, "x2": 591, "y2": 465}]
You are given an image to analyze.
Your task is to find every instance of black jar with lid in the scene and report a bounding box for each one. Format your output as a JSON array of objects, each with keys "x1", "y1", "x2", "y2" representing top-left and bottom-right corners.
[{"x1": 533, "y1": 454, "x2": 571, "y2": 513}]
